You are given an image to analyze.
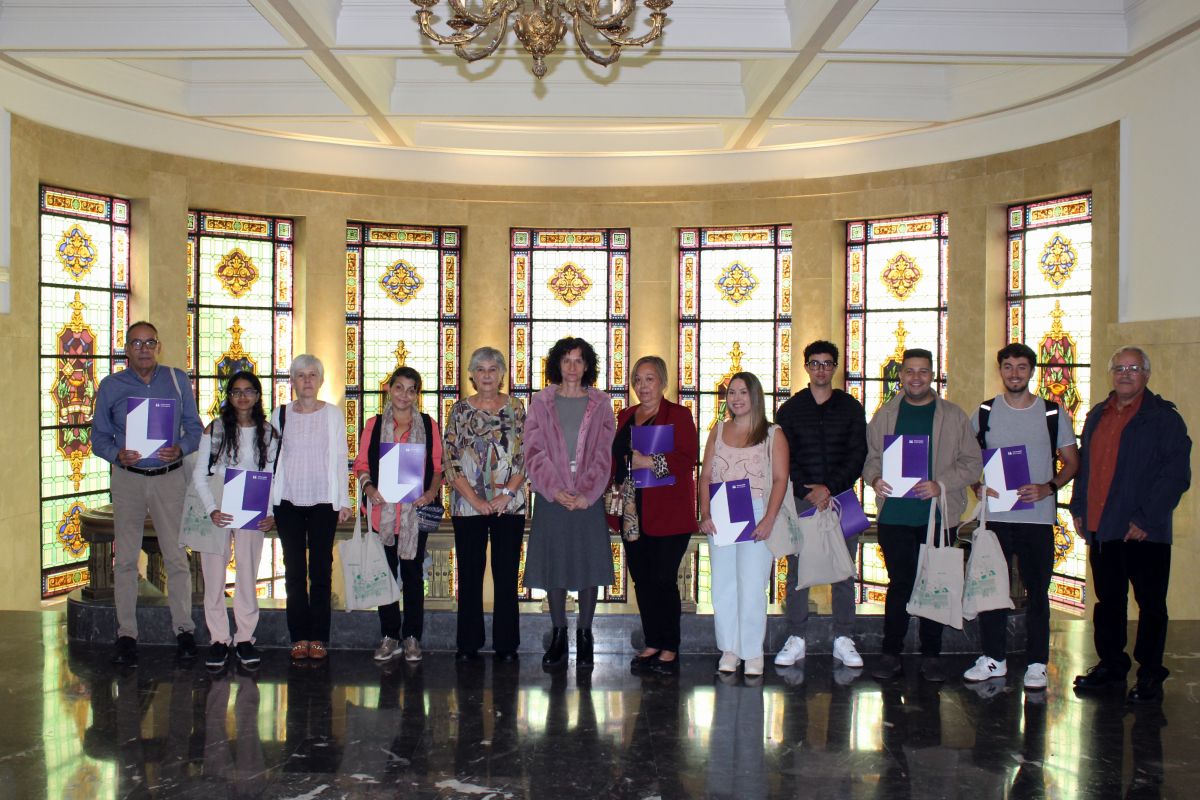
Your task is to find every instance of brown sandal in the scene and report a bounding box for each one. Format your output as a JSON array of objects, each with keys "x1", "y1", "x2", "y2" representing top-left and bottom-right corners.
[
  {"x1": 291, "y1": 641, "x2": 310, "y2": 660},
  {"x1": 308, "y1": 641, "x2": 328, "y2": 660}
]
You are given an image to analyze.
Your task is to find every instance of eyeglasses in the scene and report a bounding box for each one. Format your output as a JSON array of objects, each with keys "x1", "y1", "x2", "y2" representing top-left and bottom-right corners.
[
  {"x1": 228, "y1": 389, "x2": 260, "y2": 398},
  {"x1": 128, "y1": 338, "x2": 159, "y2": 350},
  {"x1": 805, "y1": 360, "x2": 837, "y2": 370},
  {"x1": 1111, "y1": 365, "x2": 1147, "y2": 374}
]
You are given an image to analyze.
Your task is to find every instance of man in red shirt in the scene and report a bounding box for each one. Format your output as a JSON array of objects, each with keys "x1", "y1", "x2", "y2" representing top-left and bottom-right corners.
[{"x1": 1070, "y1": 347, "x2": 1192, "y2": 703}]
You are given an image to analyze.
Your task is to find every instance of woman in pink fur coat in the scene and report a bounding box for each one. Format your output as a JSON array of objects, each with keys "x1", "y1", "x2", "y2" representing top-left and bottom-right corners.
[{"x1": 522, "y1": 337, "x2": 616, "y2": 671}]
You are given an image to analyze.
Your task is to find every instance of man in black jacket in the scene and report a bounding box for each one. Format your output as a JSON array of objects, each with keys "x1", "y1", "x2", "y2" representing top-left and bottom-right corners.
[
  {"x1": 1070, "y1": 346, "x2": 1191, "y2": 703},
  {"x1": 774, "y1": 341, "x2": 868, "y2": 670}
]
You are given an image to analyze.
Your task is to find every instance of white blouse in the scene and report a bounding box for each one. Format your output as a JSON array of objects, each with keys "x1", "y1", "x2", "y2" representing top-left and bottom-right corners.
[
  {"x1": 192, "y1": 425, "x2": 279, "y2": 515},
  {"x1": 269, "y1": 402, "x2": 351, "y2": 509}
]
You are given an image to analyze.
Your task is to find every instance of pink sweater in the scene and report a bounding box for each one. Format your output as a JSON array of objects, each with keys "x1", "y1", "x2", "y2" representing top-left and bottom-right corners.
[{"x1": 524, "y1": 385, "x2": 616, "y2": 505}]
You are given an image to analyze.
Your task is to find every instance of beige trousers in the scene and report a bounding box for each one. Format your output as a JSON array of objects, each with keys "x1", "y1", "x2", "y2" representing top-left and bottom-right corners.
[
  {"x1": 200, "y1": 529, "x2": 264, "y2": 645},
  {"x1": 111, "y1": 465, "x2": 195, "y2": 639}
]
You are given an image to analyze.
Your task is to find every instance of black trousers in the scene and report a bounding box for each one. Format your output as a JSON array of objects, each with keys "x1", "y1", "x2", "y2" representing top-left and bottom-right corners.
[
  {"x1": 878, "y1": 522, "x2": 946, "y2": 656},
  {"x1": 275, "y1": 501, "x2": 338, "y2": 643},
  {"x1": 452, "y1": 513, "x2": 524, "y2": 654},
  {"x1": 1089, "y1": 538, "x2": 1172, "y2": 680},
  {"x1": 978, "y1": 521, "x2": 1054, "y2": 664},
  {"x1": 378, "y1": 530, "x2": 430, "y2": 641},
  {"x1": 625, "y1": 532, "x2": 691, "y2": 652}
]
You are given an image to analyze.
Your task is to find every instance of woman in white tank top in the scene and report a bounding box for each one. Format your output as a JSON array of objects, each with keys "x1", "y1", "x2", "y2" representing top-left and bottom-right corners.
[{"x1": 698, "y1": 372, "x2": 791, "y2": 676}]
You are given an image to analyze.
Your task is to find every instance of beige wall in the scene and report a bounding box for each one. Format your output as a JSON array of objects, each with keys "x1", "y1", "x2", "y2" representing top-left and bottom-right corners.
[{"x1": 7, "y1": 118, "x2": 1194, "y2": 619}]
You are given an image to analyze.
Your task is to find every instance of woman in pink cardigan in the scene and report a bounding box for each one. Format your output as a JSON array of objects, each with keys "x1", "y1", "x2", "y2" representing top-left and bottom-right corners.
[{"x1": 523, "y1": 337, "x2": 616, "y2": 671}]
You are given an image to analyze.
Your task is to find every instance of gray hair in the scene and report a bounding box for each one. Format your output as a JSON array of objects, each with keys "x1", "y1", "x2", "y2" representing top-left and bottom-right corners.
[
  {"x1": 289, "y1": 354, "x2": 325, "y2": 383},
  {"x1": 633, "y1": 355, "x2": 668, "y2": 387},
  {"x1": 468, "y1": 346, "x2": 506, "y2": 375},
  {"x1": 1108, "y1": 346, "x2": 1151, "y2": 373}
]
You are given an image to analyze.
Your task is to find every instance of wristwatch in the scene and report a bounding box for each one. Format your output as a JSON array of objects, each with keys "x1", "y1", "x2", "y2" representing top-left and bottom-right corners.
[
  {"x1": 498, "y1": 487, "x2": 515, "y2": 497},
  {"x1": 1045, "y1": 481, "x2": 1058, "y2": 493}
]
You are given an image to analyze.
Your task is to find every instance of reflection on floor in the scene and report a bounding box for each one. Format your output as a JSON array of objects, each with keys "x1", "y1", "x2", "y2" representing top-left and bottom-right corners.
[{"x1": 5, "y1": 610, "x2": 1196, "y2": 799}]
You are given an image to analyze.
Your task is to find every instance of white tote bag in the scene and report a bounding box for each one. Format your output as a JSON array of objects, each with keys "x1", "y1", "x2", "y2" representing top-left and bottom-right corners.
[
  {"x1": 762, "y1": 426, "x2": 805, "y2": 558},
  {"x1": 906, "y1": 488, "x2": 965, "y2": 629},
  {"x1": 961, "y1": 494, "x2": 1015, "y2": 621},
  {"x1": 179, "y1": 470, "x2": 231, "y2": 555},
  {"x1": 338, "y1": 507, "x2": 402, "y2": 611},
  {"x1": 791, "y1": 504, "x2": 857, "y2": 590}
]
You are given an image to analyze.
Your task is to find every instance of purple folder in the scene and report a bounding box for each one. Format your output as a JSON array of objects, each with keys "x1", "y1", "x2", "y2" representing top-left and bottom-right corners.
[
  {"x1": 982, "y1": 444, "x2": 1035, "y2": 511},
  {"x1": 631, "y1": 424, "x2": 676, "y2": 488},
  {"x1": 708, "y1": 479, "x2": 757, "y2": 546},
  {"x1": 882, "y1": 433, "x2": 929, "y2": 498},
  {"x1": 378, "y1": 442, "x2": 425, "y2": 504},
  {"x1": 220, "y1": 469, "x2": 273, "y2": 531},
  {"x1": 125, "y1": 397, "x2": 177, "y2": 456},
  {"x1": 799, "y1": 489, "x2": 870, "y2": 538}
]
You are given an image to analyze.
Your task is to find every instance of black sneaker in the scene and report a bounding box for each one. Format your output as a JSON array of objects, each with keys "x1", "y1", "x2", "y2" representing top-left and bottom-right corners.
[
  {"x1": 111, "y1": 636, "x2": 138, "y2": 667},
  {"x1": 206, "y1": 642, "x2": 229, "y2": 669},
  {"x1": 235, "y1": 642, "x2": 261, "y2": 669},
  {"x1": 920, "y1": 656, "x2": 947, "y2": 683},
  {"x1": 176, "y1": 631, "x2": 198, "y2": 660},
  {"x1": 872, "y1": 653, "x2": 902, "y2": 681}
]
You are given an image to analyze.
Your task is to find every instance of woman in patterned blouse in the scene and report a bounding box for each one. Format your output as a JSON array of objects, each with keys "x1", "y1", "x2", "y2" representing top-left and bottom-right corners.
[{"x1": 442, "y1": 346, "x2": 528, "y2": 661}]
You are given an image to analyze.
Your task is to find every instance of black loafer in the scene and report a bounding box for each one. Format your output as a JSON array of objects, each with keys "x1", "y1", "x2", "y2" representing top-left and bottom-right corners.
[
  {"x1": 1128, "y1": 676, "x2": 1165, "y2": 704},
  {"x1": 872, "y1": 654, "x2": 902, "y2": 681},
  {"x1": 1074, "y1": 664, "x2": 1127, "y2": 691}
]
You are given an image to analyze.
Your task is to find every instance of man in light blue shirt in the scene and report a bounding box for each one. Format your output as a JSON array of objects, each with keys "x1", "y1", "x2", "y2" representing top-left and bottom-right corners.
[{"x1": 93, "y1": 320, "x2": 202, "y2": 666}]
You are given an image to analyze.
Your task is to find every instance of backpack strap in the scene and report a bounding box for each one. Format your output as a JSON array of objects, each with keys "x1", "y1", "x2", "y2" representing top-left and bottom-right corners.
[
  {"x1": 272, "y1": 404, "x2": 287, "y2": 474},
  {"x1": 1044, "y1": 399, "x2": 1061, "y2": 456},
  {"x1": 976, "y1": 400, "x2": 992, "y2": 450},
  {"x1": 421, "y1": 412, "x2": 435, "y2": 492}
]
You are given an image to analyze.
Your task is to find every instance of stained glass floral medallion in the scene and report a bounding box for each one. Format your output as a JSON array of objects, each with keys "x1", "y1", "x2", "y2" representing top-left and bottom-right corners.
[
  {"x1": 379, "y1": 258, "x2": 425, "y2": 305},
  {"x1": 880, "y1": 251, "x2": 922, "y2": 300},
  {"x1": 56, "y1": 225, "x2": 97, "y2": 280},
  {"x1": 715, "y1": 261, "x2": 758, "y2": 306},
  {"x1": 214, "y1": 247, "x2": 260, "y2": 298},
  {"x1": 547, "y1": 261, "x2": 593, "y2": 306}
]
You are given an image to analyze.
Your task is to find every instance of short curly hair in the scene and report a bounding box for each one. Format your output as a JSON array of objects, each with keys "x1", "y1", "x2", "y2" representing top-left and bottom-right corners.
[{"x1": 544, "y1": 337, "x2": 599, "y2": 388}]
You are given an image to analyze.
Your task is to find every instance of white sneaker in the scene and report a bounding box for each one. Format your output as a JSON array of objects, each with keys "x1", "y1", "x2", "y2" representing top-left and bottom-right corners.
[
  {"x1": 774, "y1": 636, "x2": 806, "y2": 666},
  {"x1": 832, "y1": 636, "x2": 864, "y2": 668},
  {"x1": 373, "y1": 636, "x2": 401, "y2": 662},
  {"x1": 1024, "y1": 662, "x2": 1048, "y2": 690},
  {"x1": 963, "y1": 655, "x2": 1008, "y2": 682},
  {"x1": 744, "y1": 656, "x2": 764, "y2": 676},
  {"x1": 717, "y1": 651, "x2": 740, "y2": 673}
]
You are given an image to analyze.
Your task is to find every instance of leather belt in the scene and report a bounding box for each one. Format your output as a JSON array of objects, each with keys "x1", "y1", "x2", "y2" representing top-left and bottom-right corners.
[{"x1": 121, "y1": 461, "x2": 183, "y2": 477}]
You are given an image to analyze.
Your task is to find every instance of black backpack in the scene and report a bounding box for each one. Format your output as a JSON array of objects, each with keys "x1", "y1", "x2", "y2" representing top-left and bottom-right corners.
[{"x1": 976, "y1": 397, "x2": 1066, "y2": 454}]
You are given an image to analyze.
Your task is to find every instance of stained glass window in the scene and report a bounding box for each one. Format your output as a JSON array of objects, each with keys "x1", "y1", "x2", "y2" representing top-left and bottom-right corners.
[
  {"x1": 509, "y1": 228, "x2": 630, "y2": 414},
  {"x1": 38, "y1": 186, "x2": 130, "y2": 598},
  {"x1": 678, "y1": 225, "x2": 793, "y2": 457},
  {"x1": 187, "y1": 210, "x2": 293, "y2": 597},
  {"x1": 844, "y1": 213, "x2": 948, "y2": 603},
  {"x1": 1007, "y1": 193, "x2": 1093, "y2": 613},
  {"x1": 678, "y1": 225, "x2": 792, "y2": 609},
  {"x1": 344, "y1": 222, "x2": 461, "y2": 450},
  {"x1": 510, "y1": 228, "x2": 630, "y2": 602}
]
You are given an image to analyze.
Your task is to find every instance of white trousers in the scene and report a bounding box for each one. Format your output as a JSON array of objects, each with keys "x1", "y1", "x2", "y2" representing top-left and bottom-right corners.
[
  {"x1": 200, "y1": 528, "x2": 264, "y2": 645},
  {"x1": 708, "y1": 536, "x2": 775, "y2": 660}
]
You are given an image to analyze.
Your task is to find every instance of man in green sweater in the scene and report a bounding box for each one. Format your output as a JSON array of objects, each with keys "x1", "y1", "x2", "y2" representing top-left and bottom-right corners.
[{"x1": 862, "y1": 348, "x2": 982, "y2": 682}]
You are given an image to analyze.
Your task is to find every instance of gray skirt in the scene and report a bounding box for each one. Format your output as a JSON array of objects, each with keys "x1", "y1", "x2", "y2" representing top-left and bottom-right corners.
[{"x1": 523, "y1": 492, "x2": 614, "y2": 591}]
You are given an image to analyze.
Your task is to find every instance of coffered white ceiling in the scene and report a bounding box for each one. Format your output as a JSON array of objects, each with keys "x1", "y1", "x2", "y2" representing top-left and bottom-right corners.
[{"x1": 0, "y1": 0, "x2": 1197, "y2": 157}]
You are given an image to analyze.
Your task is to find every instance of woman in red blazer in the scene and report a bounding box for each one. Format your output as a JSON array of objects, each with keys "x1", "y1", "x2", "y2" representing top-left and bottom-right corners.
[{"x1": 610, "y1": 356, "x2": 699, "y2": 674}]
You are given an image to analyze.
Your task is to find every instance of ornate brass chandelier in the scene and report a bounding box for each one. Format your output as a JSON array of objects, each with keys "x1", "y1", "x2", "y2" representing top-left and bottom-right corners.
[{"x1": 411, "y1": 1, "x2": 673, "y2": 80}]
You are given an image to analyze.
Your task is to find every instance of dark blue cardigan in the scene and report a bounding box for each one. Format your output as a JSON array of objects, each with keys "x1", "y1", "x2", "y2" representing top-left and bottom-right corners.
[{"x1": 1069, "y1": 390, "x2": 1191, "y2": 544}]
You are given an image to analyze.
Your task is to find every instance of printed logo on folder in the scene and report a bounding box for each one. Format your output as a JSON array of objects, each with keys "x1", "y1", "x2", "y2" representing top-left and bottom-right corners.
[
  {"x1": 799, "y1": 489, "x2": 870, "y2": 538},
  {"x1": 708, "y1": 479, "x2": 756, "y2": 547},
  {"x1": 631, "y1": 424, "x2": 675, "y2": 488},
  {"x1": 982, "y1": 444, "x2": 1034, "y2": 511},
  {"x1": 125, "y1": 397, "x2": 177, "y2": 456},
  {"x1": 377, "y1": 442, "x2": 425, "y2": 504},
  {"x1": 881, "y1": 434, "x2": 929, "y2": 498},
  {"x1": 220, "y1": 469, "x2": 273, "y2": 531}
]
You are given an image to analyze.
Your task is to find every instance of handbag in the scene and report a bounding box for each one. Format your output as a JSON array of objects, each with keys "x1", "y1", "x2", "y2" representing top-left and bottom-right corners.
[
  {"x1": 791, "y1": 502, "x2": 857, "y2": 590},
  {"x1": 961, "y1": 492, "x2": 1015, "y2": 620},
  {"x1": 339, "y1": 506, "x2": 402, "y2": 611},
  {"x1": 762, "y1": 425, "x2": 803, "y2": 557},
  {"x1": 416, "y1": 498, "x2": 446, "y2": 533},
  {"x1": 906, "y1": 487, "x2": 965, "y2": 629}
]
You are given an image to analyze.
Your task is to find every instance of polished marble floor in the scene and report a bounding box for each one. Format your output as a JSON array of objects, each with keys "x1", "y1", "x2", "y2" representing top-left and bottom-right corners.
[{"x1": 3, "y1": 610, "x2": 1197, "y2": 799}]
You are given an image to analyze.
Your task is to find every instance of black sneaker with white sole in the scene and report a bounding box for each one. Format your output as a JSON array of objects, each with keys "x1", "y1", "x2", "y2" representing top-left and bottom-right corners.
[
  {"x1": 206, "y1": 642, "x2": 229, "y2": 669},
  {"x1": 235, "y1": 642, "x2": 261, "y2": 668}
]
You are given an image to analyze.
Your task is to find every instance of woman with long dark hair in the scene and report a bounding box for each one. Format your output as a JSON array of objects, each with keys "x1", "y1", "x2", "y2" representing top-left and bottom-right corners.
[
  {"x1": 353, "y1": 366, "x2": 443, "y2": 663},
  {"x1": 193, "y1": 370, "x2": 280, "y2": 670},
  {"x1": 523, "y1": 337, "x2": 616, "y2": 670},
  {"x1": 697, "y1": 372, "x2": 790, "y2": 677}
]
